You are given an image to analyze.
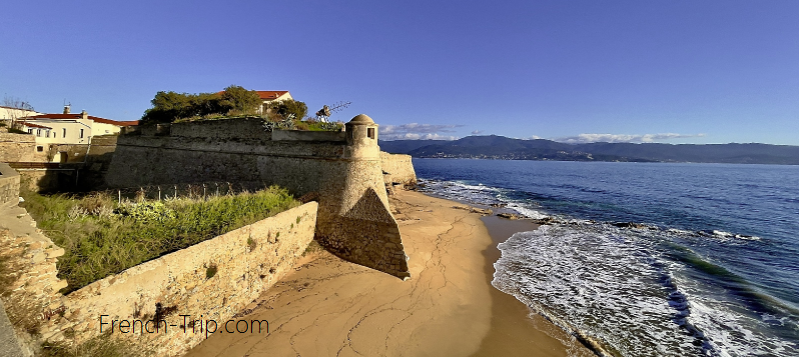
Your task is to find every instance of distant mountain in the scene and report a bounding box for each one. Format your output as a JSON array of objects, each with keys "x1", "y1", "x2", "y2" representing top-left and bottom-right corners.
[
  {"x1": 380, "y1": 136, "x2": 799, "y2": 165},
  {"x1": 378, "y1": 140, "x2": 449, "y2": 153}
]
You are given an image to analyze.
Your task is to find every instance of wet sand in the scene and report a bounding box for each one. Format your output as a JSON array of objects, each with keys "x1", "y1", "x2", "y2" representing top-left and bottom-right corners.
[{"x1": 185, "y1": 190, "x2": 591, "y2": 357}]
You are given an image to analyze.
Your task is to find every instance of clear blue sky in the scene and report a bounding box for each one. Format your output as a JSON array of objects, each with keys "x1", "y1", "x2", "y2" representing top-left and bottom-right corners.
[{"x1": 2, "y1": 1, "x2": 797, "y2": 144}]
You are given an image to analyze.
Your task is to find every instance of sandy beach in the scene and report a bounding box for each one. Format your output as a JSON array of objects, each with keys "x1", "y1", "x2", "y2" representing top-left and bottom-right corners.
[{"x1": 185, "y1": 190, "x2": 591, "y2": 357}]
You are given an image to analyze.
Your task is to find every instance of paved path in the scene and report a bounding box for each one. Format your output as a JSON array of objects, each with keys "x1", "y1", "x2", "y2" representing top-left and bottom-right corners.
[
  {"x1": 0, "y1": 205, "x2": 34, "y2": 357},
  {"x1": 0, "y1": 300, "x2": 24, "y2": 357}
]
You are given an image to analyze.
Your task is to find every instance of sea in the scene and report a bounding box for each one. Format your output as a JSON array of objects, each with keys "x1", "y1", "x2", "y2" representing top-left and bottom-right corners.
[{"x1": 412, "y1": 158, "x2": 799, "y2": 357}]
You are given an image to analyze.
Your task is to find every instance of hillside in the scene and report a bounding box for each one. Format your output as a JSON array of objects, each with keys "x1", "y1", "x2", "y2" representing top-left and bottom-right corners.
[{"x1": 379, "y1": 136, "x2": 799, "y2": 165}]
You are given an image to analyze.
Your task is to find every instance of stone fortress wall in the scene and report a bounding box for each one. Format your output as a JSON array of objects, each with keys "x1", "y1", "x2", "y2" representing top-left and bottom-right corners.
[
  {"x1": 105, "y1": 115, "x2": 414, "y2": 279},
  {"x1": 0, "y1": 115, "x2": 417, "y2": 355}
]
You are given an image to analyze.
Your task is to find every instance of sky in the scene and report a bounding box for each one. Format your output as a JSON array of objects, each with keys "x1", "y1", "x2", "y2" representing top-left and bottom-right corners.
[{"x1": 2, "y1": 1, "x2": 798, "y2": 144}]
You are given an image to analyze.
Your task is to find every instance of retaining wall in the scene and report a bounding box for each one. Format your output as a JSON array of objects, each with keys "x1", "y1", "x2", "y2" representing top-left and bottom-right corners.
[{"x1": 0, "y1": 200, "x2": 317, "y2": 356}]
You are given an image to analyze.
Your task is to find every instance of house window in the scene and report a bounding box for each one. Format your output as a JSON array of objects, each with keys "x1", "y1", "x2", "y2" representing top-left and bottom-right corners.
[
  {"x1": 367, "y1": 128, "x2": 375, "y2": 139},
  {"x1": 63, "y1": 128, "x2": 67, "y2": 137},
  {"x1": 80, "y1": 129, "x2": 84, "y2": 138},
  {"x1": 37, "y1": 129, "x2": 41, "y2": 136},
  {"x1": 28, "y1": 129, "x2": 33, "y2": 134},
  {"x1": 36, "y1": 146, "x2": 43, "y2": 152}
]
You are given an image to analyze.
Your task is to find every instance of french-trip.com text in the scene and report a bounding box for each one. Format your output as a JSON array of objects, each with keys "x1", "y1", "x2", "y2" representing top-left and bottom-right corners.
[{"x1": 99, "y1": 315, "x2": 269, "y2": 338}]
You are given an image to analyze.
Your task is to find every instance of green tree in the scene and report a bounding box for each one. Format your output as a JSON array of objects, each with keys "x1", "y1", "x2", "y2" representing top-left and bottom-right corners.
[
  {"x1": 267, "y1": 99, "x2": 308, "y2": 122},
  {"x1": 218, "y1": 85, "x2": 261, "y2": 115},
  {"x1": 141, "y1": 91, "x2": 193, "y2": 125}
]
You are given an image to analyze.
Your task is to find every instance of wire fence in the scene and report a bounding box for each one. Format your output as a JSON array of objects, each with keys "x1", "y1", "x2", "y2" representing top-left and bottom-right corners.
[{"x1": 93, "y1": 181, "x2": 278, "y2": 204}]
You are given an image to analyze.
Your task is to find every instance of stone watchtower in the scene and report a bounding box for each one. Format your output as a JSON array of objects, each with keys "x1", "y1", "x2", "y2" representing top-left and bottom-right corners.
[{"x1": 315, "y1": 114, "x2": 411, "y2": 279}]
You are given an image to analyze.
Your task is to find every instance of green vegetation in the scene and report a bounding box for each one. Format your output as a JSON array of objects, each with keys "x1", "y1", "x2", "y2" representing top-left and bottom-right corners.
[
  {"x1": 138, "y1": 85, "x2": 346, "y2": 131},
  {"x1": 141, "y1": 85, "x2": 262, "y2": 125},
  {"x1": 205, "y1": 264, "x2": 218, "y2": 279},
  {"x1": 293, "y1": 119, "x2": 343, "y2": 131},
  {"x1": 266, "y1": 99, "x2": 307, "y2": 122},
  {"x1": 20, "y1": 186, "x2": 300, "y2": 293}
]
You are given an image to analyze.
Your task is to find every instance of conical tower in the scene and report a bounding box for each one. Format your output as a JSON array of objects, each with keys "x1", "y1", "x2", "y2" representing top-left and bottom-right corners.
[{"x1": 315, "y1": 114, "x2": 410, "y2": 279}]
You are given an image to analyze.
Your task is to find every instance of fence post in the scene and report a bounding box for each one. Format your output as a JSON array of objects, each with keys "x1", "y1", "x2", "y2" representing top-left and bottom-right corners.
[{"x1": 158, "y1": 186, "x2": 162, "y2": 201}]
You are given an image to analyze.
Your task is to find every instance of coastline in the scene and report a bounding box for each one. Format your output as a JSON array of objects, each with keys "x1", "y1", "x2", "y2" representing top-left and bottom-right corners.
[
  {"x1": 185, "y1": 190, "x2": 590, "y2": 357},
  {"x1": 472, "y1": 216, "x2": 592, "y2": 357}
]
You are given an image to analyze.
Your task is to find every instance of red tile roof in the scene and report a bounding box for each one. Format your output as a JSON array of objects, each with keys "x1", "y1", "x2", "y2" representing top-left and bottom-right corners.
[
  {"x1": 22, "y1": 122, "x2": 52, "y2": 129},
  {"x1": 255, "y1": 91, "x2": 289, "y2": 100},
  {"x1": 25, "y1": 113, "x2": 139, "y2": 126},
  {"x1": 215, "y1": 90, "x2": 290, "y2": 101},
  {"x1": 93, "y1": 117, "x2": 139, "y2": 126}
]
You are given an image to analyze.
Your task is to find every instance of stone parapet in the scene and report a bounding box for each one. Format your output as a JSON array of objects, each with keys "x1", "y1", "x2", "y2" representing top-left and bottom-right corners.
[
  {"x1": 169, "y1": 117, "x2": 272, "y2": 140},
  {"x1": 272, "y1": 129, "x2": 346, "y2": 142}
]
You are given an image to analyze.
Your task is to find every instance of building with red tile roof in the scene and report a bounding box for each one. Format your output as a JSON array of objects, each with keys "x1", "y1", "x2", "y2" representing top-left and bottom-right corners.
[
  {"x1": 20, "y1": 106, "x2": 139, "y2": 147},
  {"x1": 217, "y1": 90, "x2": 294, "y2": 114}
]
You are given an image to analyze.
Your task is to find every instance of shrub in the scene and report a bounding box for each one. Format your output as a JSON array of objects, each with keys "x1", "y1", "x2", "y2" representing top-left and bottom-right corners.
[
  {"x1": 205, "y1": 264, "x2": 218, "y2": 279},
  {"x1": 114, "y1": 202, "x2": 176, "y2": 222}
]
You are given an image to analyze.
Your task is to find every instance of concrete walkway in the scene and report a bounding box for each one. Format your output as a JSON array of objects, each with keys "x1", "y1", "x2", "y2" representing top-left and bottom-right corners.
[
  {"x1": 0, "y1": 299, "x2": 24, "y2": 357},
  {"x1": 0, "y1": 205, "x2": 35, "y2": 357}
]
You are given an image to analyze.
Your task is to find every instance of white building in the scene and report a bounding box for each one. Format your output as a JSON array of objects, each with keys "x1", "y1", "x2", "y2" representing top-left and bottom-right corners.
[
  {"x1": 255, "y1": 91, "x2": 292, "y2": 114},
  {"x1": 21, "y1": 107, "x2": 138, "y2": 148},
  {"x1": 1, "y1": 105, "x2": 43, "y2": 122}
]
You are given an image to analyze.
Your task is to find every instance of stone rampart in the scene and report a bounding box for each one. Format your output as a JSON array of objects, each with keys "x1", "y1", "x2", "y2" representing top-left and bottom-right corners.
[
  {"x1": 105, "y1": 115, "x2": 411, "y2": 279},
  {"x1": 380, "y1": 152, "x2": 417, "y2": 187},
  {"x1": 272, "y1": 129, "x2": 346, "y2": 142},
  {"x1": 169, "y1": 117, "x2": 271, "y2": 140}
]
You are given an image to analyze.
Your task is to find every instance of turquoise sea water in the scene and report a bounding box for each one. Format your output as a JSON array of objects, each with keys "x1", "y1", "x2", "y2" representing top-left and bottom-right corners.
[{"x1": 413, "y1": 159, "x2": 799, "y2": 357}]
